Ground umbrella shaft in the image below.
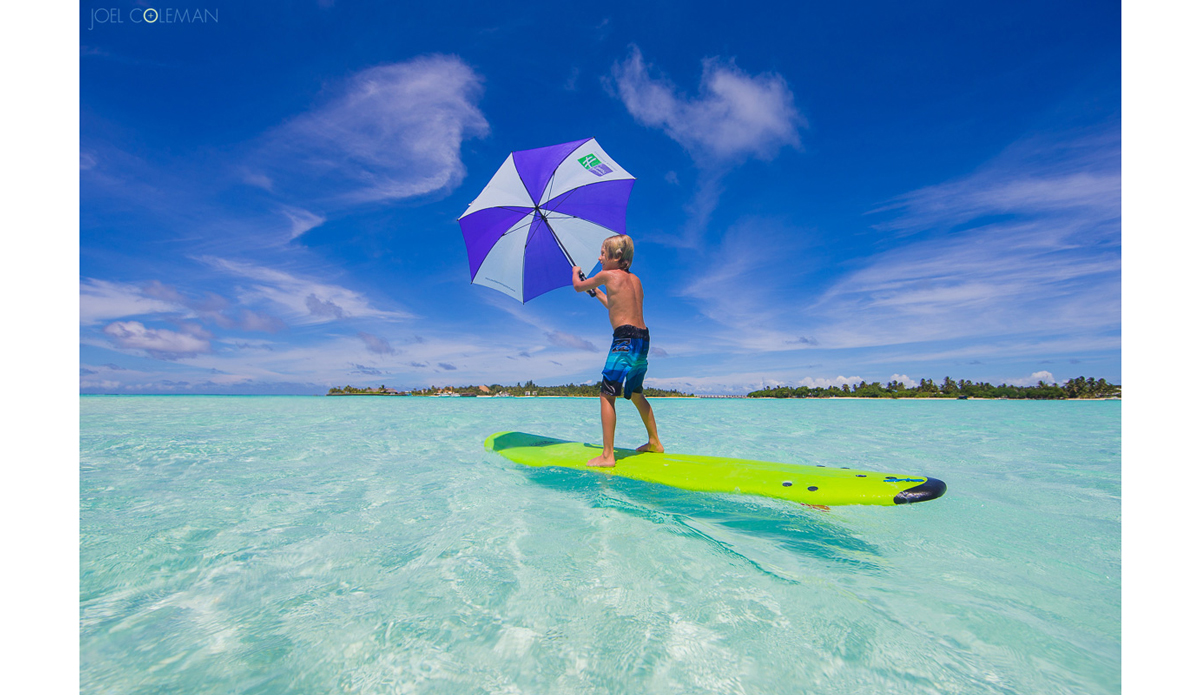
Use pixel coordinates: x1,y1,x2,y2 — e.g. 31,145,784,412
540,209,596,297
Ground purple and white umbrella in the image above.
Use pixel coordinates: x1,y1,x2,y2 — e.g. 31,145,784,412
458,138,635,303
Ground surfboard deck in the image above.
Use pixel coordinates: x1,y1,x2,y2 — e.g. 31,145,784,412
485,432,946,507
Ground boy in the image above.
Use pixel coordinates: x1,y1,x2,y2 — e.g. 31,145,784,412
571,234,664,467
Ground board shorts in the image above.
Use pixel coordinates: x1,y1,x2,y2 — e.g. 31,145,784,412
601,325,650,399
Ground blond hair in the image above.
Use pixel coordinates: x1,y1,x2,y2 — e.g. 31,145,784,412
601,234,634,270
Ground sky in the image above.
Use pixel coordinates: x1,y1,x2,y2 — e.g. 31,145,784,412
78,0,1122,395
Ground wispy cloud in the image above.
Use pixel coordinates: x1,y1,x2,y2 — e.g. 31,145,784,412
564,66,580,91
201,256,414,324
809,219,1120,349
674,216,819,352
235,310,287,333
811,127,1120,349
80,279,182,325
873,126,1120,237
83,278,289,335
358,331,396,355
103,321,211,359
251,55,489,205
545,330,598,352
611,46,804,242
672,125,1120,359
282,207,326,239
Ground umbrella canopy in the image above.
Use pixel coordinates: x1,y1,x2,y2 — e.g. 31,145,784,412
458,138,635,303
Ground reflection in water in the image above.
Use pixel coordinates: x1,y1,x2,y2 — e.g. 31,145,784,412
518,465,883,580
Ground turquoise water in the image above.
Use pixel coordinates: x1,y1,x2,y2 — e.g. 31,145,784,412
80,396,1120,694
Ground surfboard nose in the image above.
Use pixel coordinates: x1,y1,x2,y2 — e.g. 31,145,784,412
894,477,947,505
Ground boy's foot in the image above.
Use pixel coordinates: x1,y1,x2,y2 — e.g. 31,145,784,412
636,441,664,453
586,454,616,468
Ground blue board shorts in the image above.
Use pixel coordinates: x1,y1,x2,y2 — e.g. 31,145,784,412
601,325,650,399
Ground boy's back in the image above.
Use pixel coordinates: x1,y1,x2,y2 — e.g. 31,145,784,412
596,269,645,329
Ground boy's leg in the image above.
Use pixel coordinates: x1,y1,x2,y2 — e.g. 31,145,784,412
630,391,664,453
587,394,618,467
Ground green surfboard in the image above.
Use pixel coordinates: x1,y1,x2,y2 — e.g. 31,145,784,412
485,432,947,507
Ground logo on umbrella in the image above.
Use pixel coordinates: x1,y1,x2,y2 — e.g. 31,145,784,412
578,153,613,177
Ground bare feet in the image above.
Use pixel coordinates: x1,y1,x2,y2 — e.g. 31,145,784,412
587,454,616,468
636,440,664,453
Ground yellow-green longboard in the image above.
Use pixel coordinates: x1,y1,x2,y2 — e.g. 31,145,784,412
485,432,946,507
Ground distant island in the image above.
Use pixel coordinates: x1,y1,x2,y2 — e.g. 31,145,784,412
746,376,1120,400
326,376,1119,400
327,380,695,398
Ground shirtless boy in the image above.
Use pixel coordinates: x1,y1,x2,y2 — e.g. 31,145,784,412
571,234,664,467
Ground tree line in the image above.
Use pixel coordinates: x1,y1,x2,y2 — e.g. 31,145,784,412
327,384,398,395
329,380,694,397
747,376,1120,400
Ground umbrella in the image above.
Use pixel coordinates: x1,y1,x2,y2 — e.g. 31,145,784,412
458,138,635,303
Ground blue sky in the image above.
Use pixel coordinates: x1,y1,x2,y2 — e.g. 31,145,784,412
78,0,1121,395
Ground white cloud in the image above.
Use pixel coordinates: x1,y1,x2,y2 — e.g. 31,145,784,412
1009,370,1056,387
644,372,863,395
889,374,918,388
200,256,414,324
254,55,489,204
612,46,803,163
80,279,182,324
103,321,211,359
794,375,864,389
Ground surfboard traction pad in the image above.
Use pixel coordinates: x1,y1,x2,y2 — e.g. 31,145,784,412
485,432,946,507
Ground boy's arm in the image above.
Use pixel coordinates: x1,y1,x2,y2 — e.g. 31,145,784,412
593,286,608,307
571,267,608,293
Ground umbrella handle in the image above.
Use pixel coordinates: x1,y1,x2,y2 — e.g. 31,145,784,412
579,270,597,297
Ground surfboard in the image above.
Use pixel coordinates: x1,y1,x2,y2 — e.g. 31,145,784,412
485,432,947,507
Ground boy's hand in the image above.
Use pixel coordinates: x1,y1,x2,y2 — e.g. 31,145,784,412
571,266,597,297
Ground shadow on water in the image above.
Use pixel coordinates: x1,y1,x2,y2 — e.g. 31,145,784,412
517,465,884,580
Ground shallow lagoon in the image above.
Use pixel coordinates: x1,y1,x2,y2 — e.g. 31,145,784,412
80,396,1120,693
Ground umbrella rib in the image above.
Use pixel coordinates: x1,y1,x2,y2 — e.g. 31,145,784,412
542,210,620,236
498,212,536,237
540,171,557,206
